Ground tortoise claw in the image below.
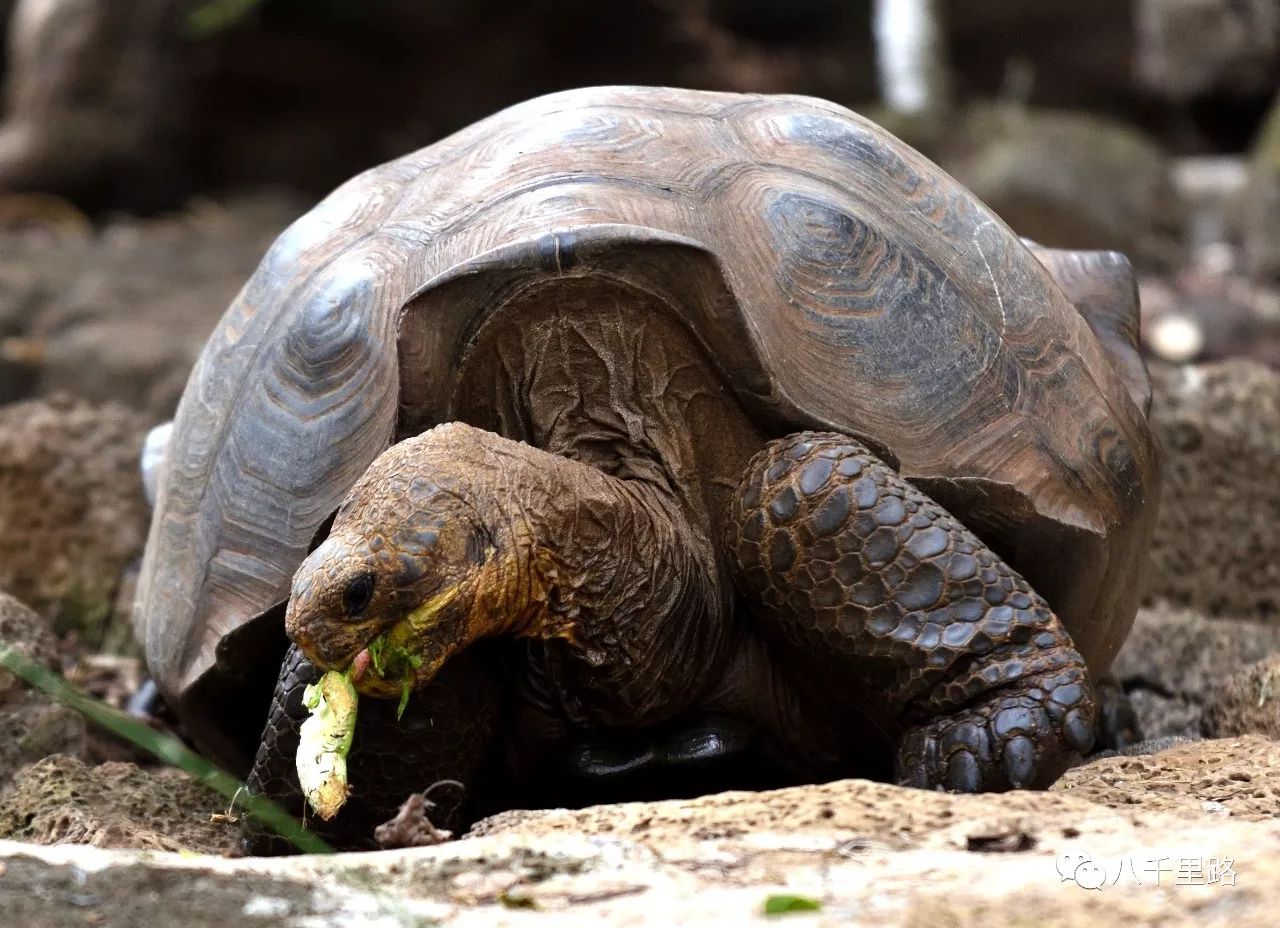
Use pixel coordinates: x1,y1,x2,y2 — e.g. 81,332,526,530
896,666,1097,792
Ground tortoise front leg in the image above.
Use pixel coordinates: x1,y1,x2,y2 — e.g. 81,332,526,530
731,432,1096,791
245,644,502,852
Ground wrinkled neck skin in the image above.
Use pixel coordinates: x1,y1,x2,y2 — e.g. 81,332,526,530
439,280,765,726
414,422,727,727
441,430,651,648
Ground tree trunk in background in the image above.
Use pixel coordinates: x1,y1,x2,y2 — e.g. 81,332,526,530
0,0,186,209
872,0,951,115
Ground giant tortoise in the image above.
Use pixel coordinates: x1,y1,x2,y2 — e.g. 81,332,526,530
134,86,1159,848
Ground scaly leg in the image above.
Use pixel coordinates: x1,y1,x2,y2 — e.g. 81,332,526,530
731,432,1096,791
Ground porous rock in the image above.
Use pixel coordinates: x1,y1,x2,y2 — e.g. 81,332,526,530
0,0,185,209
1052,734,1280,819
2,739,1278,925
0,195,303,415
935,103,1181,266
1135,0,1280,101
1203,654,1280,739
1144,360,1280,620
1111,605,1280,739
0,590,60,687
0,593,87,783
0,395,150,647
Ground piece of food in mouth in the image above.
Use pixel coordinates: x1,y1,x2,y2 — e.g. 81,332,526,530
357,634,424,720
296,670,359,820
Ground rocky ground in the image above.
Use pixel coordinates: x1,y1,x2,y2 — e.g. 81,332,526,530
0,187,1277,924
1,738,1278,925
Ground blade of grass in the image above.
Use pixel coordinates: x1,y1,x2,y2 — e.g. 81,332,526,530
185,0,265,39
0,643,332,855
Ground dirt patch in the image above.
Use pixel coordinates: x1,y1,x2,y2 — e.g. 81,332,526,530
0,754,235,854
1203,654,1280,738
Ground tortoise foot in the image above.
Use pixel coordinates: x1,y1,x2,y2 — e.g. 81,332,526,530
244,645,319,856
896,662,1096,791
731,430,1099,793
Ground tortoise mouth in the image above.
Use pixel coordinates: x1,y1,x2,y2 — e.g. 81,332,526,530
344,633,425,699
339,585,463,699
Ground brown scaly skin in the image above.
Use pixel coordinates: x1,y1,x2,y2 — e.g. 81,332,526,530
732,432,1096,791
275,420,1096,821
287,421,728,731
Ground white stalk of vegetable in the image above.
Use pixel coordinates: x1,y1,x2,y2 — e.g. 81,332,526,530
296,670,358,821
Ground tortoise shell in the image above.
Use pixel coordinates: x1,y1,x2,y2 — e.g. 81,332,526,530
134,87,1158,768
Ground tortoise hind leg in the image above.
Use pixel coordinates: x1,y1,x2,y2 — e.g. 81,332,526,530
730,432,1097,792
245,644,502,853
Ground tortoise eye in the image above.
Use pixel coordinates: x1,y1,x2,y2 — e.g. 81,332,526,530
343,573,376,616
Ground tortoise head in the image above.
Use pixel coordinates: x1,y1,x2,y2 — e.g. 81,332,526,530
284,428,504,699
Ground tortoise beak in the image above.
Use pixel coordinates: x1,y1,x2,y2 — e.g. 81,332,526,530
288,625,367,672
289,583,465,698
284,591,383,672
